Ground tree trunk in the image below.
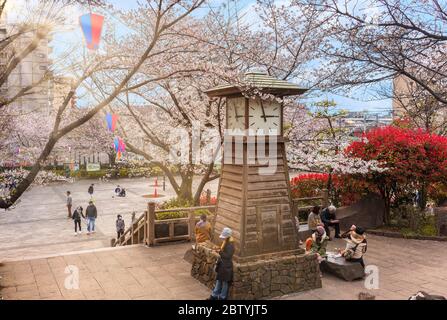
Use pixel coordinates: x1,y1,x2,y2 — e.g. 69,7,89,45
0,137,57,209
384,199,391,225
108,151,116,167
177,176,193,203
379,187,391,225
418,182,428,210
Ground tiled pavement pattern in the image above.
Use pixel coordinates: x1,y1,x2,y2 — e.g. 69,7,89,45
0,243,210,300
1,236,447,300
280,235,447,300
0,177,219,261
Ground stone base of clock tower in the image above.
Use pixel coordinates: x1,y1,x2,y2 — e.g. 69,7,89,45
191,242,322,300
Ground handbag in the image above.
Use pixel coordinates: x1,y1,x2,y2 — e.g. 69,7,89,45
214,257,222,273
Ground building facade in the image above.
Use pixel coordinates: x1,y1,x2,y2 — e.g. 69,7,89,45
0,19,53,113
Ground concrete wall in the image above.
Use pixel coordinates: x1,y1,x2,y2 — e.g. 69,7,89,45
337,193,385,230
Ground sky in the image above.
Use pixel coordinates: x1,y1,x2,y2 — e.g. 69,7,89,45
5,0,392,113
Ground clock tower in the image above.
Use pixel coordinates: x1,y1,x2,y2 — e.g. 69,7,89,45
205,71,308,259
192,72,322,299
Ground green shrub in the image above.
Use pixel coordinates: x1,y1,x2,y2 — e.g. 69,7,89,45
155,197,213,220
156,209,212,220
419,223,437,236
159,197,193,209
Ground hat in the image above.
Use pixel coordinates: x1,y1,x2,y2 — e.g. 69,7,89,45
219,227,232,239
316,225,325,236
350,228,365,244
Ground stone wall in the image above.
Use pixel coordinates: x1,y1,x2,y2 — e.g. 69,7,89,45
435,206,447,236
337,193,385,230
191,244,322,300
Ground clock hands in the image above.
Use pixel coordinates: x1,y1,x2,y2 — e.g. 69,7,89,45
260,100,267,122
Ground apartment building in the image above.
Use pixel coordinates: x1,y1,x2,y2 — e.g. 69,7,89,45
0,19,53,113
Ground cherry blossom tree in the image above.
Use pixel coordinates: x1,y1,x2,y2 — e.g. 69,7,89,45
297,0,447,106
0,0,206,209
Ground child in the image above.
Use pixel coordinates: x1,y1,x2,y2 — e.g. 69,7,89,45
72,206,85,235
116,214,125,239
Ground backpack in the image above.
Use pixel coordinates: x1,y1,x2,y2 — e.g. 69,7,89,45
305,237,313,251
344,239,367,260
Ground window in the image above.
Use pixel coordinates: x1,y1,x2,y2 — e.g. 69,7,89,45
39,65,47,71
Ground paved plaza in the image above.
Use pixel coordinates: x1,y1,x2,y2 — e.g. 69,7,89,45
0,177,218,261
1,176,447,300
1,235,447,300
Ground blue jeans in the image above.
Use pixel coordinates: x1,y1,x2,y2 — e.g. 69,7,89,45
87,218,96,232
211,280,229,300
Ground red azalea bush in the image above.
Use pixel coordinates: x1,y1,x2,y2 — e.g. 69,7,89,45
290,173,328,198
290,173,369,206
199,193,217,206
345,125,447,223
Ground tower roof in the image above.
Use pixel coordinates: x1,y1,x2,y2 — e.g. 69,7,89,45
205,71,308,97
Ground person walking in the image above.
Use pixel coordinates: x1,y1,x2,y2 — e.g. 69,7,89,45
116,214,125,240
86,200,97,234
208,227,234,300
72,206,85,235
88,184,94,199
66,191,73,218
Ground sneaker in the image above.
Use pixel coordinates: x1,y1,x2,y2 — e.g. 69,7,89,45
78,231,82,235
87,232,91,235
74,232,78,236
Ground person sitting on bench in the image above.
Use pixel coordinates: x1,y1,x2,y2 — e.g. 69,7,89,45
308,205,322,233
339,225,367,268
310,226,330,260
320,205,341,239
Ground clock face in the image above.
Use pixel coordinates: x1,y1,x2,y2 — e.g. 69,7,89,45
226,97,246,134
248,98,281,135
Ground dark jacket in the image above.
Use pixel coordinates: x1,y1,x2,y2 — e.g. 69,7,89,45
320,208,335,225
72,208,85,221
116,218,125,232
86,204,97,218
216,240,234,282
88,186,94,194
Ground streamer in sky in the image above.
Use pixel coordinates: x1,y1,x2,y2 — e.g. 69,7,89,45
79,13,104,50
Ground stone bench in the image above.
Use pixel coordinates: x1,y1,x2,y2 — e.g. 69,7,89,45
320,253,365,281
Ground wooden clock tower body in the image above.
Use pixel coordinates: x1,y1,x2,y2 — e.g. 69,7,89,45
206,72,308,260
214,106,297,259
192,72,321,299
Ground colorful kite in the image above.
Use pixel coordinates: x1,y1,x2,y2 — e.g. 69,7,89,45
79,13,104,50
106,113,118,132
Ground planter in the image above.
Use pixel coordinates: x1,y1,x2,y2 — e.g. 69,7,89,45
367,229,447,242
154,222,189,238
